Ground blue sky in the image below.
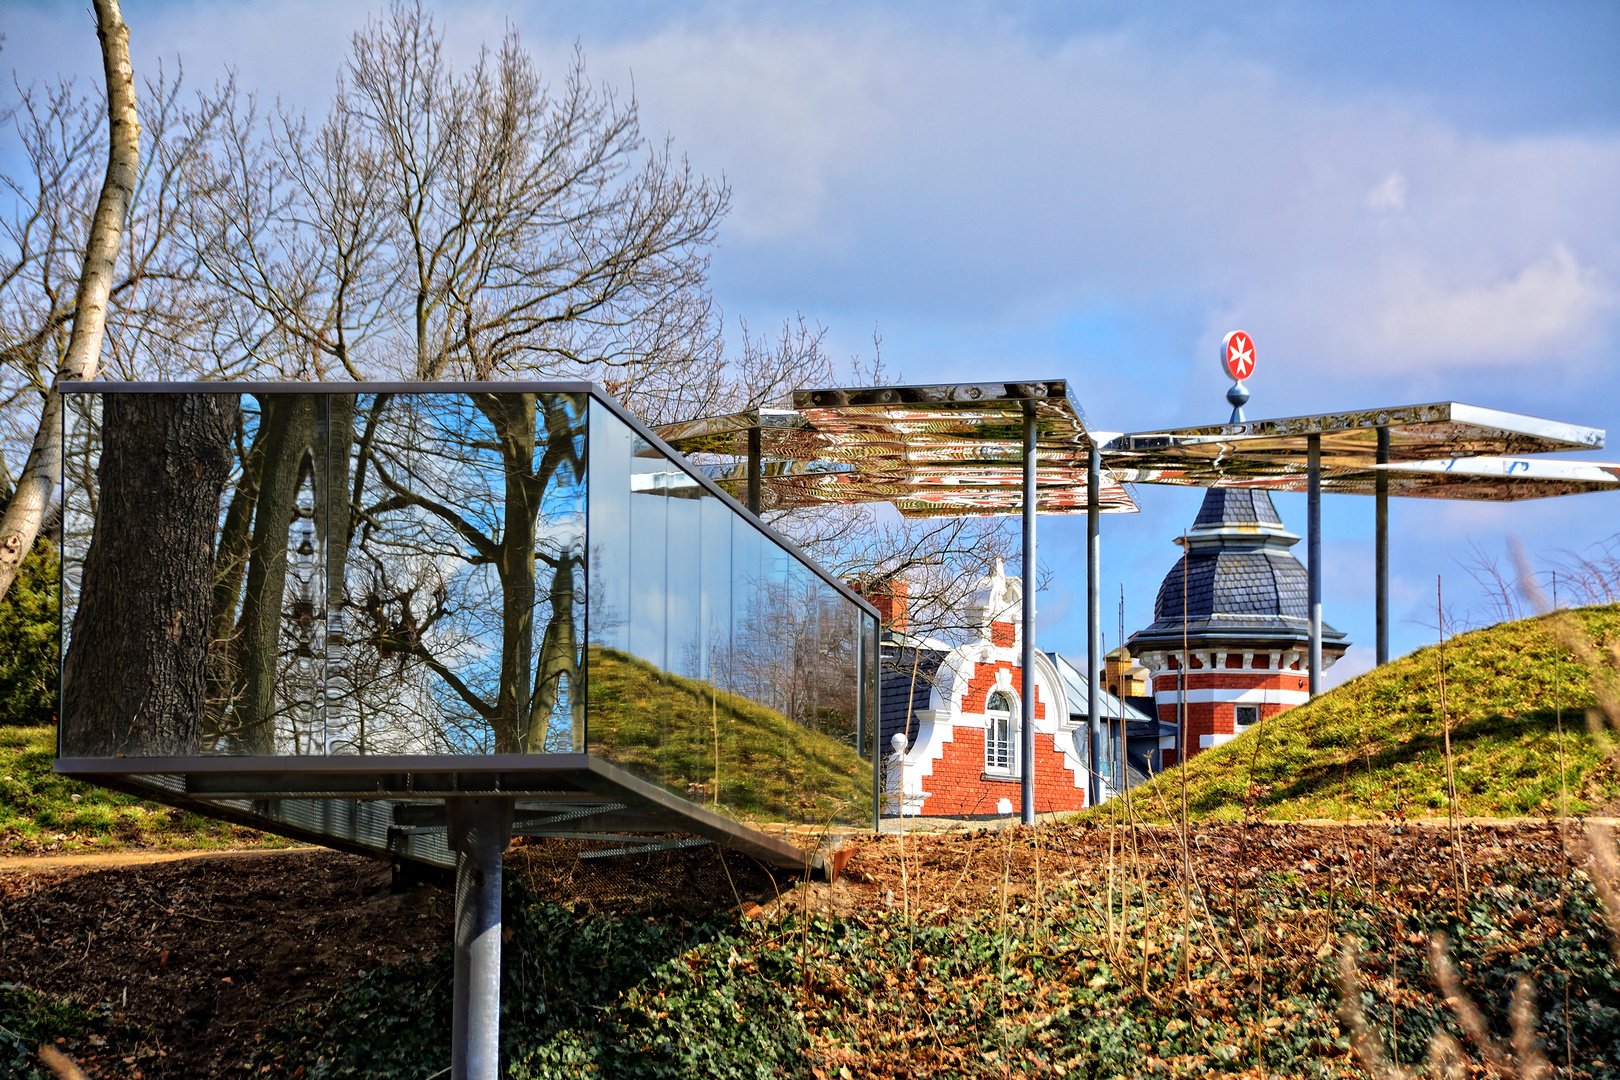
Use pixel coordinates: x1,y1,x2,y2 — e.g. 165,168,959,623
6,0,1619,684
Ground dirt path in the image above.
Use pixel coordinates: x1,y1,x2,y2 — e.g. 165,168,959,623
0,845,310,873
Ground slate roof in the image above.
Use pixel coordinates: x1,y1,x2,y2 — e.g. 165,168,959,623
1128,487,1347,653
1193,488,1282,528
879,642,944,754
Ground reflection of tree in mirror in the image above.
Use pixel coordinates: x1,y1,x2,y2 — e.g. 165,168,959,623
331,392,587,755
68,391,590,758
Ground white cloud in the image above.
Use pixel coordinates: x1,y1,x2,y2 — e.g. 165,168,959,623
1371,245,1610,367
1366,172,1407,212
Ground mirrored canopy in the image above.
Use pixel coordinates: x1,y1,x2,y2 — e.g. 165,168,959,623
55,382,880,873
656,381,1140,516
1110,455,1620,501
1103,402,1612,501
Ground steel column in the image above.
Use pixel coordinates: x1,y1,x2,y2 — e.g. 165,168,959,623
746,424,762,514
448,797,515,1080
1307,434,1322,698
1376,426,1390,666
865,614,880,832
1021,405,1037,826
1086,443,1102,807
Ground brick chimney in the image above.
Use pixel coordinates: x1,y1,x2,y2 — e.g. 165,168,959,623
853,578,909,632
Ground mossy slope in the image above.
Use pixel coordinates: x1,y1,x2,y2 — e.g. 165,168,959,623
0,726,282,853
587,647,871,827
1131,604,1620,821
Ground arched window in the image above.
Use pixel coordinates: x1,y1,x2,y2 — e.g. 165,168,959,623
985,691,1015,775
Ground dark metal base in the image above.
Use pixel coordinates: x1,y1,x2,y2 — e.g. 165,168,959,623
56,753,830,878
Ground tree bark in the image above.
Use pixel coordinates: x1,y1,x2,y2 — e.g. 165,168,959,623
233,394,319,754
0,0,139,602
61,393,237,756
478,393,541,753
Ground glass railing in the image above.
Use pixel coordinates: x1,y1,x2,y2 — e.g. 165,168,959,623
59,385,877,834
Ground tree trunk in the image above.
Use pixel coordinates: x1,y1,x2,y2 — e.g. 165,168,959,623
61,392,237,756
205,420,267,736
0,0,139,602
233,394,318,753
479,393,540,753
527,550,580,751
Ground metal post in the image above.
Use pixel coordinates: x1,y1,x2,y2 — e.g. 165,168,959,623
746,424,762,515
1307,434,1322,698
864,615,880,832
448,797,515,1080
1087,443,1102,807
1020,404,1037,826
1375,426,1389,666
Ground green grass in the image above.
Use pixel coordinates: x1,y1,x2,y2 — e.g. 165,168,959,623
587,647,873,828
0,726,287,854
1126,604,1620,823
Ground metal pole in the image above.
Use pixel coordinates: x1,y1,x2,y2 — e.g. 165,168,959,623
746,424,762,514
1307,434,1322,698
448,797,515,1080
865,615,880,832
1375,426,1389,666
1087,443,1102,807
1020,404,1037,826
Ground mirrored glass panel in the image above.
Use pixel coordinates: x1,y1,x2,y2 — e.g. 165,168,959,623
584,404,872,830
59,389,586,758
58,385,871,839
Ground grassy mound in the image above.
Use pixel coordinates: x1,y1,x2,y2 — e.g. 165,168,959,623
0,726,284,854
587,647,872,828
1129,605,1620,822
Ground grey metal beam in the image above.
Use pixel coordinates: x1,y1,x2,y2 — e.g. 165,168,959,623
1021,404,1038,826
447,797,514,1080
1308,434,1322,697
747,424,763,514
1376,426,1390,666
1087,443,1102,807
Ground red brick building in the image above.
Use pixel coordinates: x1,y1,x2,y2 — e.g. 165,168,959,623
876,561,1144,818
1127,489,1348,764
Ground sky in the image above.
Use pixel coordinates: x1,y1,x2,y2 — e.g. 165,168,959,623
6,0,1619,686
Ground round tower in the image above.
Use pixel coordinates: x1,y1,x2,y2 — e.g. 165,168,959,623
1127,488,1348,763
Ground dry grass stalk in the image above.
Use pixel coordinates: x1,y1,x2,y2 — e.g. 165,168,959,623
1438,576,1469,907
1337,939,1412,1080
1508,977,1552,1080
1428,933,1516,1076
1585,819,1620,956
35,1046,90,1080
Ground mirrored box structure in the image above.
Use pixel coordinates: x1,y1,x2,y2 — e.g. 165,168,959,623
58,384,878,869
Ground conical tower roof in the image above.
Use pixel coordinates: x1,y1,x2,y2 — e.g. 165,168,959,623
1127,488,1347,656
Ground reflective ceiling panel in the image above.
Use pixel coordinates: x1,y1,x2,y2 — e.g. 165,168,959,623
656,381,1140,515
1109,455,1620,501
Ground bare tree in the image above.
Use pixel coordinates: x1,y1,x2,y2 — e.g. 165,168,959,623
0,0,137,601
203,1,732,412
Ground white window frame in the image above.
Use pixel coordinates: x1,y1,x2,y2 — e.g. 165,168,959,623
984,691,1017,775
1235,704,1259,727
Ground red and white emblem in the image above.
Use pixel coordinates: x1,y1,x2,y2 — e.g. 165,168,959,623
1221,330,1255,382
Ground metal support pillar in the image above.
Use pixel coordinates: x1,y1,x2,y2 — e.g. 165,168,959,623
1375,426,1389,666
1020,405,1037,826
1307,434,1322,698
746,424,762,515
448,797,515,1080
1086,443,1102,807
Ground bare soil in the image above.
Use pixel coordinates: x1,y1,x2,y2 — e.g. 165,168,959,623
0,849,451,1078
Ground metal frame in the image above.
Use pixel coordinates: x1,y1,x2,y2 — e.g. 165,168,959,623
57,752,829,875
